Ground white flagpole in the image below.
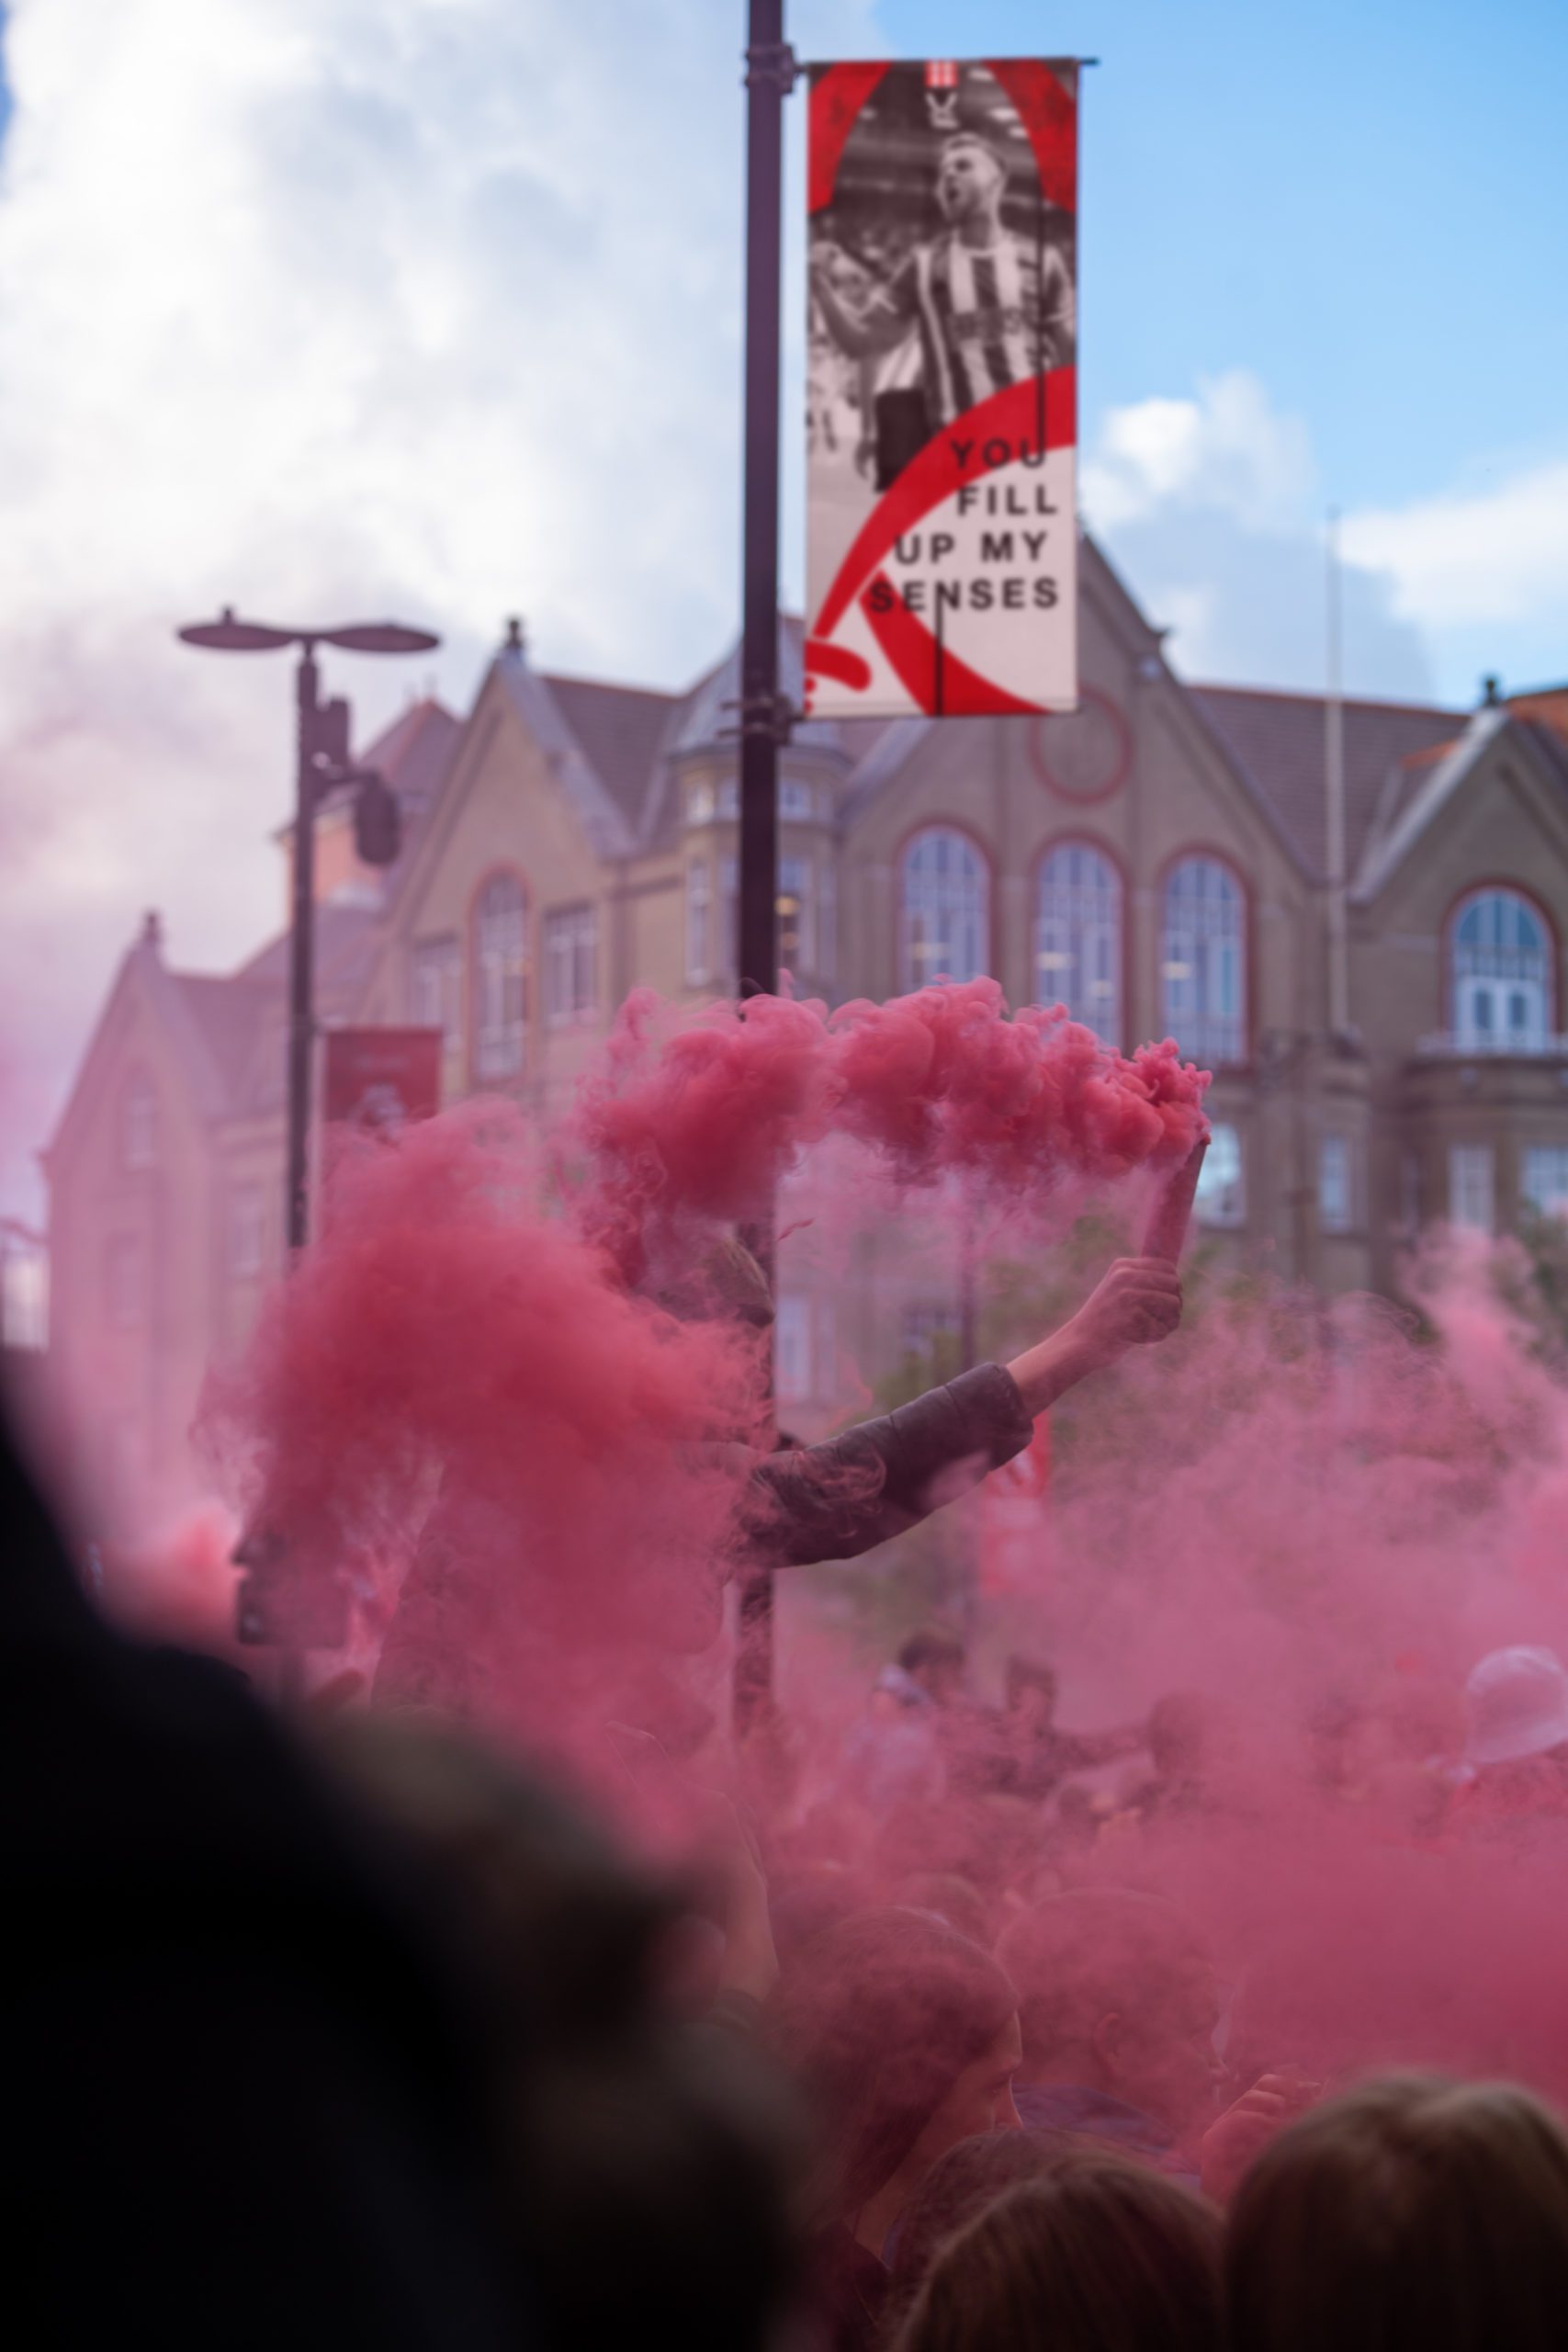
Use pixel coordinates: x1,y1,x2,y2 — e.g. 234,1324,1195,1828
1325,507,1349,1036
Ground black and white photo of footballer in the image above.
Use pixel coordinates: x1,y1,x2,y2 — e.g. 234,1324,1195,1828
807,65,1076,492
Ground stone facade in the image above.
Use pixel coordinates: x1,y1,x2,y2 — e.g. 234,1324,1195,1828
42,538,1568,1528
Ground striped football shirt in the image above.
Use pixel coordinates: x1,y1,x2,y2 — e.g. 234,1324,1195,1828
880,229,1074,427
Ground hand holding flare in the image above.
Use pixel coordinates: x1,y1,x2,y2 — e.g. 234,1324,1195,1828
1004,1142,1203,1415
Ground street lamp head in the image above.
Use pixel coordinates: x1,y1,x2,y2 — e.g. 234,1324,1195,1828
320,622,441,657
177,607,299,652
176,609,441,657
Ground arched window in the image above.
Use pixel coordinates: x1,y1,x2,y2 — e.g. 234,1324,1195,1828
1162,856,1246,1066
472,872,527,1080
121,1072,157,1170
1035,842,1122,1042
901,828,989,989
1451,888,1551,1051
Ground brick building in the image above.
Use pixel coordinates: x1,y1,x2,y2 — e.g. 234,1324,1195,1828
42,537,1568,1528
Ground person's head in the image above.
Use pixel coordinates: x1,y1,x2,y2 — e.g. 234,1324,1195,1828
1005,1656,1059,1729
886,2127,1076,2326
998,1890,1223,2136
898,1624,968,1707
1464,1645,1568,1770
1225,2074,1568,2352
893,1871,993,1948
321,1714,802,2352
897,2157,1222,2352
770,1906,1021,2226
935,132,1008,225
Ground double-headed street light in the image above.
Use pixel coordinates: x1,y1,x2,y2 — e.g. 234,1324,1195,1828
176,609,440,1255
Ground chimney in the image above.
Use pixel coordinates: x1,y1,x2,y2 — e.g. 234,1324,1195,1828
140,909,164,954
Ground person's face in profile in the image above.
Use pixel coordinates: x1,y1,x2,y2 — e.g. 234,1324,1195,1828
938,142,1002,225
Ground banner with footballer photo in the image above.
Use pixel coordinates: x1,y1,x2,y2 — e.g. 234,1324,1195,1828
804,58,1078,720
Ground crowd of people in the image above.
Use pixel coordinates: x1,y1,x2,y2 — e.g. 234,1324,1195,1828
19,1197,1568,2346
18,1311,1568,2352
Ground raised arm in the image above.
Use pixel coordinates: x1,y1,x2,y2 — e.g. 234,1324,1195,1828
744,1256,1181,1568
810,262,915,363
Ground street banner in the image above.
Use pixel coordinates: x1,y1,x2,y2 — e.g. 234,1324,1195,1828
322,1027,442,1133
804,58,1078,720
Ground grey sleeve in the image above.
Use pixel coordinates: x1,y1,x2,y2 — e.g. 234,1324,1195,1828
742,1363,1033,1569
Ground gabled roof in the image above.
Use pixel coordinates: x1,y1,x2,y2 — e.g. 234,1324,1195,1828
1190,684,1465,885
539,673,677,839
493,648,641,859
169,974,275,1118
1350,706,1508,900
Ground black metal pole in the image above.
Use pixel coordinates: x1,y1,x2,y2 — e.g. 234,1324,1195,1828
737,0,784,1010
733,0,789,1737
287,647,319,1257
279,645,320,1705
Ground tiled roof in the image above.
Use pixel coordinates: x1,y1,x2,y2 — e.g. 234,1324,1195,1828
540,674,678,837
1190,684,1464,882
234,902,379,1001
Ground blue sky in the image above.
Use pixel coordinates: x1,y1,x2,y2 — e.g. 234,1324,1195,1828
883,0,1566,519
0,0,1564,1217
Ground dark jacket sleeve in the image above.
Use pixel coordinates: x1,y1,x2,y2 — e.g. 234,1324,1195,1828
741,1363,1033,1568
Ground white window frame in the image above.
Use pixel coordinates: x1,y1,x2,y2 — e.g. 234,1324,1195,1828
900,828,989,991
1196,1123,1247,1227
1036,842,1122,1043
685,859,712,986
472,874,527,1080
778,854,814,975
1522,1145,1568,1221
1318,1134,1354,1234
1451,888,1551,1053
1162,857,1247,1067
1449,1143,1495,1233
544,903,597,1026
721,854,738,989
409,933,462,1052
780,777,815,822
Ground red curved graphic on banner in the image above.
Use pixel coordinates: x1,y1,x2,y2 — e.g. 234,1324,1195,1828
808,62,891,213
986,59,1077,211
861,572,1049,717
813,368,1076,643
803,639,873,690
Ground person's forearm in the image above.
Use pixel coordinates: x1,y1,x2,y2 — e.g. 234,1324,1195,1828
1004,1323,1100,1417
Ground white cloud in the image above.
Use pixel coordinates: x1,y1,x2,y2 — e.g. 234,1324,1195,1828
0,0,877,1214
1082,373,1432,702
1081,369,1315,534
1343,458,1568,633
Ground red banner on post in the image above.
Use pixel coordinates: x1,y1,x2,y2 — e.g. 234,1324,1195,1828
322,1027,443,1134
805,56,1079,720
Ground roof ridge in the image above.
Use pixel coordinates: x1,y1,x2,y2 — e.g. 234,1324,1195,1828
1191,680,1464,718
539,668,679,703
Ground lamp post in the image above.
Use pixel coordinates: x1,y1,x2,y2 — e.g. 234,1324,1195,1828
176,610,439,1253
731,0,794,1736
177,608,438,1687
